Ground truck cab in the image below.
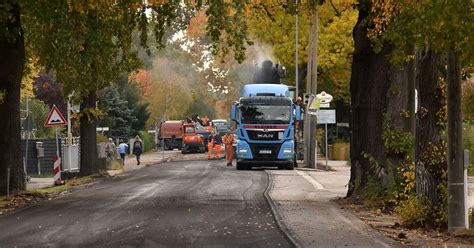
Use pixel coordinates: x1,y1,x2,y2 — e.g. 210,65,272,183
211,119,230,136
231,84,301,170
181,123,205,154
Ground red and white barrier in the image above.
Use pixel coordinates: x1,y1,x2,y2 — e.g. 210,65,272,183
53,155,62,185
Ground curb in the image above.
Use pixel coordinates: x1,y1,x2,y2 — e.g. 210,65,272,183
263,170,302,248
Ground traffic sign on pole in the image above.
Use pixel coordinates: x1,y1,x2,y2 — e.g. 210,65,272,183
44,105,67,127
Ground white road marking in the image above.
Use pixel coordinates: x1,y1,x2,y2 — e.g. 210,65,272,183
296,170,324,190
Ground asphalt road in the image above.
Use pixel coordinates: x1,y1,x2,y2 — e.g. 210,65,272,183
0,159,291,247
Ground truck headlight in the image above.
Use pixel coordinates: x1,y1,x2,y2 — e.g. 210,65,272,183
283,148,292,154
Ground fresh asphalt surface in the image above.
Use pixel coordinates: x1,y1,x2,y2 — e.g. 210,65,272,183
0,159,291,247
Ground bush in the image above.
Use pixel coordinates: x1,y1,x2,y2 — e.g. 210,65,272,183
138,130,152,152
97,133,108,143
395,195,431,228
332,142,349,160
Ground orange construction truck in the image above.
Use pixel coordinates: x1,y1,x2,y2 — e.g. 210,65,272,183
159,120,183,150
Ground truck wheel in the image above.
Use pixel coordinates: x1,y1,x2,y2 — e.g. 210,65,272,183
278,165,285,170
236,162,245,170
181,147,187,154
286,163,294,170
164,140,172,150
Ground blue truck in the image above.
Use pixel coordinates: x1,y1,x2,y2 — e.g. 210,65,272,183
231,83,301,170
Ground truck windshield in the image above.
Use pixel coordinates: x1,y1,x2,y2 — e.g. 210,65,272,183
214,122,228,130
240,105,290,124
184,126,195,134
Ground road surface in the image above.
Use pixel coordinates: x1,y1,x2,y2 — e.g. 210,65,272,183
0,159,291,247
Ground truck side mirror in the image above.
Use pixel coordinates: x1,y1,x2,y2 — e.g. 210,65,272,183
231,105,236,122
295,106,301,121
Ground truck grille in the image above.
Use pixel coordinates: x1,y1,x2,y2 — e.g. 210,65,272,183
250,144,281,160
247,130,281,140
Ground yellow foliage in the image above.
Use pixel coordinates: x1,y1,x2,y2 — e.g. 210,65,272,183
20,57,38,102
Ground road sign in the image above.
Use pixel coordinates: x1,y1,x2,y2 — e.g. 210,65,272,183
306,94,320,115
44,104,67,127
316,91,333,108
316,109,336,124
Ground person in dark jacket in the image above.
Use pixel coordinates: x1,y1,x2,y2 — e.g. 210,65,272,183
132,135,143,165
207,134,214,159
213,132,223,159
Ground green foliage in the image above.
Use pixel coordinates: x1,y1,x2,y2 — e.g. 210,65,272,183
21,97,56,138
138,130,152,152
394,164,447,228
117,76,149,134
464,123,474,174
206,0,252,63
395,194,448,228
463,77,474,121
394,195,432,228
375,0,474,65
247,1,357,100
97,86,137,139
383,129,414,156
393,156,448,228
359,152,387,199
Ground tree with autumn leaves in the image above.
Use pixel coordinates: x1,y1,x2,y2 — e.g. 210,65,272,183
1,0,473,231
249,0,473,228
0,0,252,195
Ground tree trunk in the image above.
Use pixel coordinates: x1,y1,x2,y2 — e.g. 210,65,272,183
347,1,392,197
79,91,102,176
415,49,446,206
406,44,416,135
0,1,26,195
385,65,410,187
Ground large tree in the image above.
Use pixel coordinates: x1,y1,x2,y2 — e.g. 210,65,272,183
379,0,473,227
0,0,254,194
346,0,397,197
247,0,357,100
98,86,136,139
0,0,26,195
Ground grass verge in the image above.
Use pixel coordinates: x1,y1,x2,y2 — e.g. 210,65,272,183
0,174,103,213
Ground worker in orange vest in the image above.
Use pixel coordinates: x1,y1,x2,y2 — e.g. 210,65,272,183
207,134,214,159
213,132,223,159
223,130,235,166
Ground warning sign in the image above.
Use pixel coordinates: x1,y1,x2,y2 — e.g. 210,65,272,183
44,104,67,127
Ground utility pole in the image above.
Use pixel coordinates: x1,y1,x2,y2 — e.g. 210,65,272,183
304,12,318,168
295,0,299,98
447,49,466,232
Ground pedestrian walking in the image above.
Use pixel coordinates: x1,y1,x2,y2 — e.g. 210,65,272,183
213,131,223,159
223,130,234,166
207,134,214,159
132,135,143,165
118,140,128,166
105,138,116,162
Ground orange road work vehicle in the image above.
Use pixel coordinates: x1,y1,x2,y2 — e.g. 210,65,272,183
181,121,205,154
159,120,184,150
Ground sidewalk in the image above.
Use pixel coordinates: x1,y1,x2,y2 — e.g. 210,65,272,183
266,160,401,247
26,150,181,189
26,178,55,190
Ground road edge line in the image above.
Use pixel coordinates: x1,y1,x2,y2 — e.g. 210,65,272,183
263,171,302,248
295,169,324,190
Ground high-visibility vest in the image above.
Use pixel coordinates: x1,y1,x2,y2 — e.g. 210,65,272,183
223,134,234,144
